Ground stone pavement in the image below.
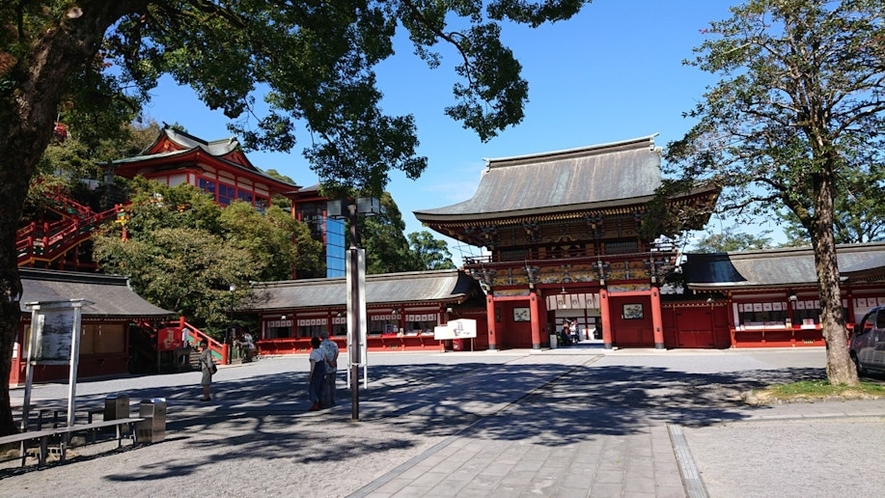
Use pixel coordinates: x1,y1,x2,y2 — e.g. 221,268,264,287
3,346,883,498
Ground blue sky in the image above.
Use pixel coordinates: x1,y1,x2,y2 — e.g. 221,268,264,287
141,1,783,259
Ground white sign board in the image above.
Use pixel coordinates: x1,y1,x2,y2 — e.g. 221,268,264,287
434,318,477,340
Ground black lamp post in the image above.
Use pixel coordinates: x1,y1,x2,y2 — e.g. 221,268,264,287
328,196,380,421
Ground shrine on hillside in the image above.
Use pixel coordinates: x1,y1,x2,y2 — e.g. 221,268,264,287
112,126,300,210
111,125,345,278
415,135,720,350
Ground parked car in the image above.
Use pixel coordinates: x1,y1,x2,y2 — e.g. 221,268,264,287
851,306,885,375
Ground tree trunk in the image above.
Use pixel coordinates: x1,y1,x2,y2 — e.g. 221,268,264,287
812,166,860,386
0,1,136,435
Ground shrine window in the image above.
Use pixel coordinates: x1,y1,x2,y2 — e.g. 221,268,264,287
500,249,527,261
218,183,236,205
737,302,790,328
404,313,438,335
790,299,849,327
197,177,216,200
604,240,639,255
237,190,253,204
369,314,400,335
296,318,327,338
255,195,269,213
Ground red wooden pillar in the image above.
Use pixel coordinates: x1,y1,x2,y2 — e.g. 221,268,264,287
530,291,541,349
651,287,664,349
600,288,613,349
486,294,497,350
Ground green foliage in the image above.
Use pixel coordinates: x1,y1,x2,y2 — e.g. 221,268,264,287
8,0,590,196
356,193,455,273
693,227,774,253
26,120,162,212
665,0,885,232
219,201,324,281
360,192,421,274
753,380,885,403
93,178,323,330
408,231,456,270
664,0,885,386
779,164,885,244
94,226,259,333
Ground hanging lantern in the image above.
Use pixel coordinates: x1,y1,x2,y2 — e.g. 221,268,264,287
53,122,68,142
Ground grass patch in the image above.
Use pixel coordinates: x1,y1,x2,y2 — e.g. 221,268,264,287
748,380,885,404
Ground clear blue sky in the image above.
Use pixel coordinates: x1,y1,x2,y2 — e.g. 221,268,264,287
141,1,782,260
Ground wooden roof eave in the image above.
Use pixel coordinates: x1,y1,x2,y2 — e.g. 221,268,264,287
419,195,659,227
115,148,301,193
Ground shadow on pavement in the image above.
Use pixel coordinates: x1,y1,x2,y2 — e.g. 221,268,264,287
3,358,827,478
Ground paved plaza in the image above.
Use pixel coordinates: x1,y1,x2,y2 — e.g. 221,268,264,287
2,346,883,497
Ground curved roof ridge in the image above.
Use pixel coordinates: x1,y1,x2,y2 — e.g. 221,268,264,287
483,133,659,168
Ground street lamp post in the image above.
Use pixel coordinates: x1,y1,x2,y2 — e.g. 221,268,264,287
229,283,237,361
328,196,379,421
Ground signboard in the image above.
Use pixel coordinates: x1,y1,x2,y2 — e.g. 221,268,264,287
23,299,92,432
33,309,75,364
434,319,477,340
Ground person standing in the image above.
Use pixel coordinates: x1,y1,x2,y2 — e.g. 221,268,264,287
319,331,339,407
198,339,216,401
308,336,327,411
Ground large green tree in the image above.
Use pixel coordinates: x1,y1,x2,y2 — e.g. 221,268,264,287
360,192,421,274
92,179,323,329
693,227,774,253
409,231,456,270
780,163,885,245
664,0,885,385
0,1,593,434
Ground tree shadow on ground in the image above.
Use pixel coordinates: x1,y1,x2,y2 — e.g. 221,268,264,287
2,358,827,479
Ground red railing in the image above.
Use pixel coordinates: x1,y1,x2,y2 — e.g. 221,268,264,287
136,317,229,365
17,201,120,266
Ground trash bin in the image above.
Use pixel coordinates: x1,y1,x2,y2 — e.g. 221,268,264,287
104,394,129,421
550,333,558,349
136,398,167,443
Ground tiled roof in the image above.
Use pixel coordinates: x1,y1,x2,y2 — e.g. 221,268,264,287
19,268,173,318
414,135,663,222
111,128,300,190
683,242,885,290
246,270,482,311
161,128,241,157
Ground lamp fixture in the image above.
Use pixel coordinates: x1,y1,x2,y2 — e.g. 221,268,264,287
789,292,798,302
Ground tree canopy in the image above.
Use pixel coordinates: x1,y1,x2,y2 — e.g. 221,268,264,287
780,164,885,245
357,192,455,273
664,0,885,385
0,1,593,434
92,178,324,332
409,231,457,270
692,227,774,253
